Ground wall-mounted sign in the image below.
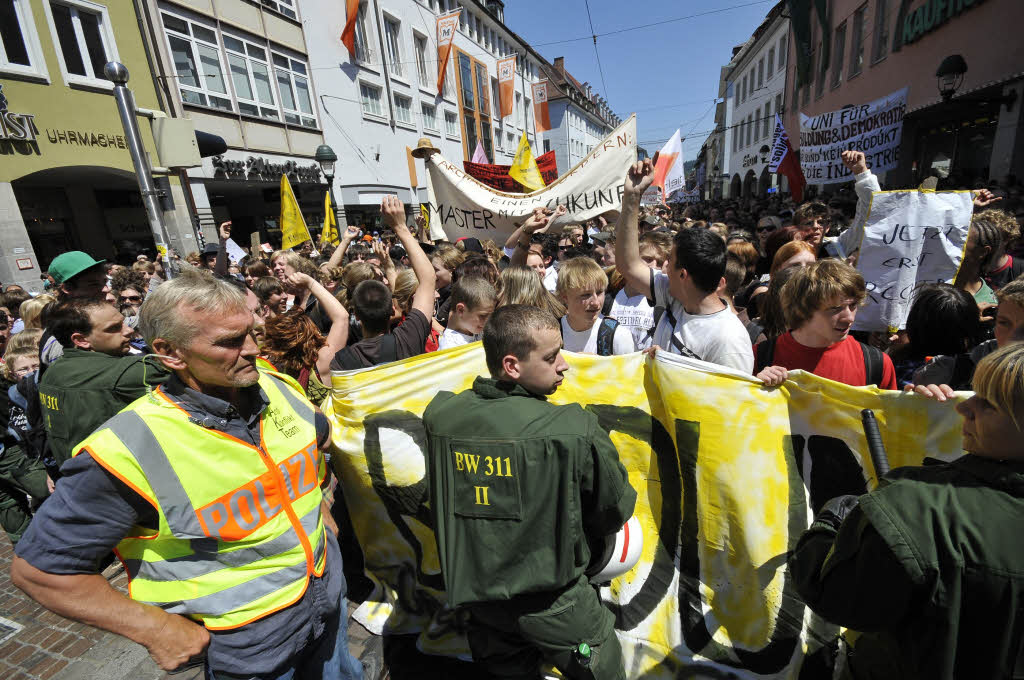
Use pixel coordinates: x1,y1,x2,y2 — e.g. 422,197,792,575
45,129,127,148
901,0,986,46
0,85,38,143
212,154,322,184
16,258,33,270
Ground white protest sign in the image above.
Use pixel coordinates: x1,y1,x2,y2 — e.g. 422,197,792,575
853,190,973,332
799,88,907,184
426,115,636,242
224,238,247,263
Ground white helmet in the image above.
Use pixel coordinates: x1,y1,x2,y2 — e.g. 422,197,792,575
588,516,643,583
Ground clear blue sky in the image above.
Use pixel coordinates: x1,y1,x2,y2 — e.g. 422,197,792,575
504,0,778,162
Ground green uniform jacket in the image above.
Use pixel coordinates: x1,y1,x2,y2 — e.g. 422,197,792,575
38,349,169,467
423,377,637,608
789,455,1024,679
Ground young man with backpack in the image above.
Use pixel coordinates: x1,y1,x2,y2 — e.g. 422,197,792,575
755,259,897,389
556,257,634,356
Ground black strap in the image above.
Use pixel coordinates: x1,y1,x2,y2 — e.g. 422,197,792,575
859,341,884,388
596,318,619,356
754,337,776,374
659,305,688,354
601,291,615,317
379,334,398,364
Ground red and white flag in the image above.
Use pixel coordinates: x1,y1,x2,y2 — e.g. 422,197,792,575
436,11,461,95
768,113,807,203
471,140,489,164
642,130,684,204
531,81,551,132
497,56,516,119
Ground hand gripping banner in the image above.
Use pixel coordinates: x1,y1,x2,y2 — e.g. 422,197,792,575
425,115,637,243
324,345,964,678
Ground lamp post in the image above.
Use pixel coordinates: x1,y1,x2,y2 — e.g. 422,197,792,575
104,61,175,278
315,144,344,238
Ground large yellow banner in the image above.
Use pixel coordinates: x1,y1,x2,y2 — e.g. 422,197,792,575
324,345,964,678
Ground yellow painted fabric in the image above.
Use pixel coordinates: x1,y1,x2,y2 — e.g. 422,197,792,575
324,345,965,677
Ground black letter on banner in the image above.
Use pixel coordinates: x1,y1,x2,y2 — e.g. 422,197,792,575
361,410,444,595
677,421,808,673
790,435,868,514
584,405,682,631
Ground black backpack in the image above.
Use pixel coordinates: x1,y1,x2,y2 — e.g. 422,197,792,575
561,317,620,357
754,336,885,387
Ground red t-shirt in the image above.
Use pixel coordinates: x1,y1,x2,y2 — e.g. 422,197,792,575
756,332,897,389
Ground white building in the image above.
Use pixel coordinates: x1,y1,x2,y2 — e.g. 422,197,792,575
301,0,547,230
539,57,621,175
140,0,329,248
720,0,789,199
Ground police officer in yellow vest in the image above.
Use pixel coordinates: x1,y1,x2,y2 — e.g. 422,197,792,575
11,269,363,680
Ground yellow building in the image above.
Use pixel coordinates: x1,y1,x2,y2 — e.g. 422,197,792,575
0,0,197,290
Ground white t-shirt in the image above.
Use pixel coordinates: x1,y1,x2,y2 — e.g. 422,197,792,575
608,288,656,350
560,315,635,356
650,271,754,373
439,327,478,350
543,265,559,293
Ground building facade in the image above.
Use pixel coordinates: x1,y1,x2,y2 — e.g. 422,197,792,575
540,57,620,175
783,0,1024,191
140,0,328,249
0,0,196,291
302,0,547,231
721,1,790,199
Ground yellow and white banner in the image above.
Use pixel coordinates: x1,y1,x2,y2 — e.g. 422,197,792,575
325,346,964,678
425,115,637,243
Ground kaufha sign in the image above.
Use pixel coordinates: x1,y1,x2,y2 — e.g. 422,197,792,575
901,0,986,45
853,190,973,332
799,88,908,184
426,115,636,243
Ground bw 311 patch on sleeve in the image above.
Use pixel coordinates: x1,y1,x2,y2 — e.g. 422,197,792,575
451,441,523,520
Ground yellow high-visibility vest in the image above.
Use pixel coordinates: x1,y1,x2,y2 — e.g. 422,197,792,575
75,369,327,630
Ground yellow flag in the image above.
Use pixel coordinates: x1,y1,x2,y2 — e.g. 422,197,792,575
420,203,429,229
509,133,544,192
279,174,311,250
321,190,339,246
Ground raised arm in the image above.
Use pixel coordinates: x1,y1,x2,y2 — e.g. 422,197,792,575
837,151,880,256
325,225,361,270
615,154,658,298
383,196,436,318
509,207,563,267
372,239,397,291
214,221,231,277
286,272,349,376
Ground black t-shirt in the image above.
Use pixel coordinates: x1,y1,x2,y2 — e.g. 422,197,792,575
330,308,431,370
984,255,1024,291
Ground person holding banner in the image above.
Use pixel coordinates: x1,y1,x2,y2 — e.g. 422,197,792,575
788,342,1024,679
423,304,636,680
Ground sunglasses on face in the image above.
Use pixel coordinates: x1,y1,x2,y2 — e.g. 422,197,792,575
756,226,774,233
120,295,143,303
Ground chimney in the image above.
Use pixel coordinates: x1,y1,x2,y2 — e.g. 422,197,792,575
554,56,565,73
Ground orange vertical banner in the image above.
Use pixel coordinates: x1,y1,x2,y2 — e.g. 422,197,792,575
436,11,461,95
497,55,516,118
340,0,359,57
406,146,418,188
531,81,551,132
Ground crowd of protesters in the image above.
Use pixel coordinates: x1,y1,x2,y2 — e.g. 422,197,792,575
0,146,1023,679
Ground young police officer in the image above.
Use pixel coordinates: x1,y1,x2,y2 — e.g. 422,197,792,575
423,304,637,680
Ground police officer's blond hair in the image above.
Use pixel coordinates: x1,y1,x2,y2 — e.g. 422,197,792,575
972,343,1024,431
139,269,247,348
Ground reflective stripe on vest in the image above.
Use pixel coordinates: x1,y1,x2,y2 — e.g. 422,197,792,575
81,370,325,629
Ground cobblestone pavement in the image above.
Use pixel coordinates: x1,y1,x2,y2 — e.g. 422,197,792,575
0,534,373,680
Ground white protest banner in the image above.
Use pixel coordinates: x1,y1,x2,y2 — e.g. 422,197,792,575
852,190,973,332
224,238,247,263
799,88,907,184
426,115,636,242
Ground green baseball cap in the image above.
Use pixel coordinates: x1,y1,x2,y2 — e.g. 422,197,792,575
48,251,106,284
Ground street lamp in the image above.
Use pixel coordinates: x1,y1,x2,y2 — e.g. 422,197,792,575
936,54,967,101
315,144,338,183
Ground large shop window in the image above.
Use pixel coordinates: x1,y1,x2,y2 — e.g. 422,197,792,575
47,0,117,87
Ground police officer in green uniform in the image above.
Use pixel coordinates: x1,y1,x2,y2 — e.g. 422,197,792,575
788,342,1024,679
423,304,637,680
37,299,168,470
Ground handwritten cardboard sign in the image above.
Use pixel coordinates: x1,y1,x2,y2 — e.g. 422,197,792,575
853,190,973,332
